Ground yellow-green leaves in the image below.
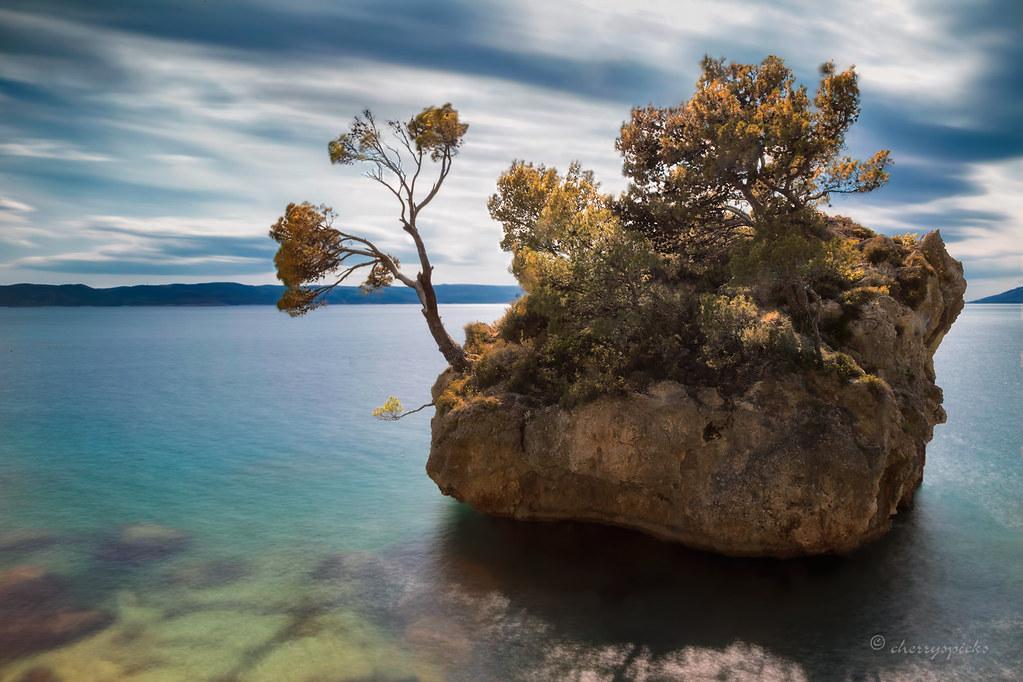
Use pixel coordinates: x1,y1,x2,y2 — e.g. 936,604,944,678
407,103,468,160
327,111,383,166
274,104,473,371
270,203,341,287
372,396,404,420
268,202,346,316
327,132,357,165
328,104,468,167
617,54,890,261
361,259,397,292
489,161,616,264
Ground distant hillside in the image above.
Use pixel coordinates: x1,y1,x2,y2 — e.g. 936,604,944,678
0,283,522,307
971,287,1023,304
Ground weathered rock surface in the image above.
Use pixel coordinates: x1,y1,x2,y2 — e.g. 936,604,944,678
427,230,965,557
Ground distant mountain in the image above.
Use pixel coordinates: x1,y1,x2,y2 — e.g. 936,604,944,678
0,282,522,307
971,287,1023,304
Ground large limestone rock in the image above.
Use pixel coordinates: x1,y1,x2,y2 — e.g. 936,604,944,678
427,230,965,557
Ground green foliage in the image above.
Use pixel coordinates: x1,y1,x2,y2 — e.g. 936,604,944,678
841,285,890,306
496,298,546,343
470,340,531,390
372,396,404,420
329,104,468,166
862,236,906,265
269,203,344,315
856,373,891,398
698,294,761,367
891,232,919,247
479,160,707,404
822,351,865,380
435,376,470,413
728,210,862,300
269,201,406,315
275,103,472,371
698,294,806,368
270,203,339,287
407,103,469,160
442,54,895,408
489,160,621,291
616,55,889,261
463,321,496,355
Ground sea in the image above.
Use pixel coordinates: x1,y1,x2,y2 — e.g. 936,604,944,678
0,303,1020,680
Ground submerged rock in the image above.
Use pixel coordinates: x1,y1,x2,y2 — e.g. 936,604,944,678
309,552,411,624
15,667,64,682
0,566,114,660
0,609,114,661
166,557,250,589
0,565,66,606
427,230,966,557
95,523,190,565
0,530,58,555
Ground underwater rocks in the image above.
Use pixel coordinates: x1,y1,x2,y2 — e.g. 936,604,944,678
427,229,966,557
310,552,413,624
0,565,65,605
95,523,190,565
0,530,58,555
166,558,250,589
15,667,64,682
0,566,114,660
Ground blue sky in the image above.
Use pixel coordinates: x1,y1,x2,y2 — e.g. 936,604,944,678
0,0,1020,297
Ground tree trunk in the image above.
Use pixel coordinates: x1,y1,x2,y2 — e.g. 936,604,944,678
417,274,470,372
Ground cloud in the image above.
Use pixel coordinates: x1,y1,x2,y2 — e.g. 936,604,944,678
832,156,1023,298
10,214,279,275
15,253,272,276
0,1,1019,298
0,194,43,246
0,140,112,162
0,196,35,212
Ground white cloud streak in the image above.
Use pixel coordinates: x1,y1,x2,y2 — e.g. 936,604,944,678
0,2,1018,297
0,140,112,162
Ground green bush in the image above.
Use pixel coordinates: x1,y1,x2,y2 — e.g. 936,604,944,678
857,373,890,397
822,351,865,380
464,321,496,355
841,285,890,306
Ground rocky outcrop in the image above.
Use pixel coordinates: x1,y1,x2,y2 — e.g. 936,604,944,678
427,230,965,557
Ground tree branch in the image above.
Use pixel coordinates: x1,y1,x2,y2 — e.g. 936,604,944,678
373,401,435,421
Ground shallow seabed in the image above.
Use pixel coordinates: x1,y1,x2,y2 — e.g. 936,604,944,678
0,304,1020,680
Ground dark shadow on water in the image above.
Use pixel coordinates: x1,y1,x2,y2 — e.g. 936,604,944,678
386,496,1017,680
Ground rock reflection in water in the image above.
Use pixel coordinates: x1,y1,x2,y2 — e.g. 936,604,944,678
374,501,1012,680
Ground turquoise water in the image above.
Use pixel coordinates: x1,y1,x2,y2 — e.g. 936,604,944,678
0,303,1020,680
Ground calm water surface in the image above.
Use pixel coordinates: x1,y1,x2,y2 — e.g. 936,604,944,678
0,304,1020,680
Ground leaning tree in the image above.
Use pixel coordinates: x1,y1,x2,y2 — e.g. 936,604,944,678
269,104,470,372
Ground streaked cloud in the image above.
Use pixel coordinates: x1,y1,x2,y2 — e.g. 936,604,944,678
0,140,112,162
0,0,1019,296
0,196,35,212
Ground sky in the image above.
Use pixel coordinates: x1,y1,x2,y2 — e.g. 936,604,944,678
0,0,1020,298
